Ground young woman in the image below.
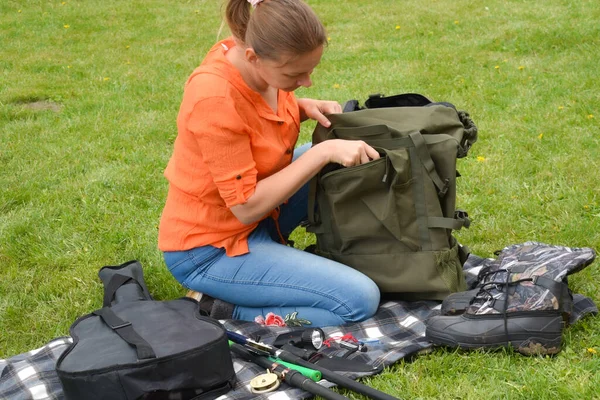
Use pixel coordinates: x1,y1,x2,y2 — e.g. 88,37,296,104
158,0,381,327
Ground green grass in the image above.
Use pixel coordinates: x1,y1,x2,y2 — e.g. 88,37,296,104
1,0,599,398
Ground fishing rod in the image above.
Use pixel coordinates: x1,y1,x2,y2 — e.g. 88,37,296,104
230,342,349,400
227,330,400,400
228,340,322,382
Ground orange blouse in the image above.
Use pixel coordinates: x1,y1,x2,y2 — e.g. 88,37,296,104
158,38,301,256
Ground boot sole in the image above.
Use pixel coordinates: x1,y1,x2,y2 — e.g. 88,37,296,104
426,314,563,356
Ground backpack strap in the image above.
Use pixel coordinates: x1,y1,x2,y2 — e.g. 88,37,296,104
408,132,449,197
428,210,470,231
92,307,156,360
427,217,465,230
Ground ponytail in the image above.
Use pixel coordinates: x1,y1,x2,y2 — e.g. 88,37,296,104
225,0,252,46
225,0,327,60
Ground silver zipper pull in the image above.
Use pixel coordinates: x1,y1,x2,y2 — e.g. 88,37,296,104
382,157,389,182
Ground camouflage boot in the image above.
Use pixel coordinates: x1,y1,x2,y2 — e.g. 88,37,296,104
440,242,595,317
441,258,501,315
427,242,596,355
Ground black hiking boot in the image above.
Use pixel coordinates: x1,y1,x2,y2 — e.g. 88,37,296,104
426,242,594,355
426,312,564,355
186,290,235,320
428,274,571,355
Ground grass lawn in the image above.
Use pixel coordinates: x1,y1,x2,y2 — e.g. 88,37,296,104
1,0,599,398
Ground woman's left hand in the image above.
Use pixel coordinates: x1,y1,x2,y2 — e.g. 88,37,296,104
297,98,343,127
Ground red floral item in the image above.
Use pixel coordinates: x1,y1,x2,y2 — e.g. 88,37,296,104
254,312,286,327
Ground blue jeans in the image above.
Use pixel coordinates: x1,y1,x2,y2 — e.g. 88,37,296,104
163,143,380,327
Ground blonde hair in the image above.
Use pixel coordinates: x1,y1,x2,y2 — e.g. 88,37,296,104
225,0,327,60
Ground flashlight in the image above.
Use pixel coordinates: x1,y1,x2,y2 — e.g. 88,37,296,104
273,328,326,350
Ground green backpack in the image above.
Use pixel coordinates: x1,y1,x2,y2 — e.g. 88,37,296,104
306,93,478,300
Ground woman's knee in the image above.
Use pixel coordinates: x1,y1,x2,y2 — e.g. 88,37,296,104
342,276,381,323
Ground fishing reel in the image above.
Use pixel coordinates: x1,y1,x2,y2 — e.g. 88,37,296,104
250,370,280,394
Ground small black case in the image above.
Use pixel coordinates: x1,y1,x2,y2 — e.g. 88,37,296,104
56,261,235,400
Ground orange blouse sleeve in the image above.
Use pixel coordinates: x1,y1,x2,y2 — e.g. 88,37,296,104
186,96,258,208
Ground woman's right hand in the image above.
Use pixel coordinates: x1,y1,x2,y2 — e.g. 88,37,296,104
230,139,379,225
318,139,381,167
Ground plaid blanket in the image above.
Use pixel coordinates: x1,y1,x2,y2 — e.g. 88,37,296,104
1,252,597,400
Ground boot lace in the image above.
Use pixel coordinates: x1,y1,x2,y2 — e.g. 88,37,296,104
470,272,536,347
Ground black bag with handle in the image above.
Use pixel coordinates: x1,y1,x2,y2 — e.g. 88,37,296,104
56,260,235,400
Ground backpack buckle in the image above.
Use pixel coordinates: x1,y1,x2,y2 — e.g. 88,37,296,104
455,210,471,228
112,321,132,330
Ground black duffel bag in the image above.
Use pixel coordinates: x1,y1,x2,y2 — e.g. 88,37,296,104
56,261,236,400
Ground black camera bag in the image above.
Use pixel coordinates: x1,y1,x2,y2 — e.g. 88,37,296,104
56,260,235,400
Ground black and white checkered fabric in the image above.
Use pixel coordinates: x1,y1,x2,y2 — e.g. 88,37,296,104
1,250,597,400
0,338,72,400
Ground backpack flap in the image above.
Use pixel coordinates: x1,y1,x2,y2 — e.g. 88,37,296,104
341,93,478,159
